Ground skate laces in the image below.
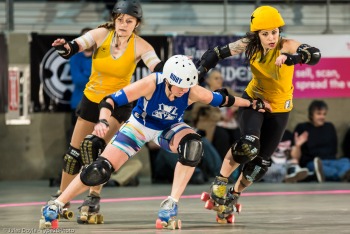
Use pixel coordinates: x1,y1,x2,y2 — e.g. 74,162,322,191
160,197,176,210
46,200,62,214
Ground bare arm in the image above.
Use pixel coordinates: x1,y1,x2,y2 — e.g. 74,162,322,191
228,38,249,56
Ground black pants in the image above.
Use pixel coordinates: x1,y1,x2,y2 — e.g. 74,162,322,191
238,93,290,161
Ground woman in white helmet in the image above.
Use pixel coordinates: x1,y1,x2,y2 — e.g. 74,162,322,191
41,55,270,229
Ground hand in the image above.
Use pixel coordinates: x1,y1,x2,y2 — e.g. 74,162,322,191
93,119,109,138
52,38,69,50
252,99,272,112
294,131,308,147
275,54,288,67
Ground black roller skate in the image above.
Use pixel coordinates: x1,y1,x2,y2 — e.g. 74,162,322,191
201,176,228,213
50,190,74,220
216,187,242,224
156,196,181,230
77,192,104,224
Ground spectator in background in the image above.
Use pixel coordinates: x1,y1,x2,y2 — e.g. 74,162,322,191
262,129,309,183
69,27,92,127
291,100,350,182
191,69,240,160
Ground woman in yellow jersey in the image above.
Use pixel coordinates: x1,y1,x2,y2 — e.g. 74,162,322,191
197,6,321,223
49,0,164,223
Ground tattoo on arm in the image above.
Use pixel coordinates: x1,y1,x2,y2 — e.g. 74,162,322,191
228,39,248,54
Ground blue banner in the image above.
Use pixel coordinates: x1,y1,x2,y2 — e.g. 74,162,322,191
173,35,251,93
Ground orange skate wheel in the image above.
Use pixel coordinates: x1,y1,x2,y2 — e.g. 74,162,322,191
201,192,210,202
216,216,227,224
156,218,163,229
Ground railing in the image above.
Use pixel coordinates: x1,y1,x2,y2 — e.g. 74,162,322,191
1,1,350,35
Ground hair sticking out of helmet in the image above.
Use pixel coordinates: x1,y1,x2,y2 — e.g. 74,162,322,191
250,6,285,32
163,55,198,88
112,0,142,19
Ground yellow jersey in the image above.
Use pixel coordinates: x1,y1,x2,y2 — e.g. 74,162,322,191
245,39,294,113
84,31,137,103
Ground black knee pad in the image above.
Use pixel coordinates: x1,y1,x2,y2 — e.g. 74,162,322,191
177,133,203,167
63,146,82,175
80,134,106,165
242,156,271,182
231,135,260,164
80,156,115,186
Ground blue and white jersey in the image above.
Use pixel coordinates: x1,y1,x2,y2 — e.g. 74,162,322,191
132,73,190,130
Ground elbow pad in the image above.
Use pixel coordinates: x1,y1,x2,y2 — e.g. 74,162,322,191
213,44,231,59
153,61,164,72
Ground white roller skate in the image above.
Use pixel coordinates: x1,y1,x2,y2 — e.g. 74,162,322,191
156,196,181,230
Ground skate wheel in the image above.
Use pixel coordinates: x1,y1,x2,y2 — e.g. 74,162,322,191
51,219,59,229
62,210,74,220
76,216,86,224
88,215,97,224
167,220,176,230
80,213,88,222
155,218,164,229
226,214,235,223
204,200,213,210
201,192,210,202
97,214,104,224
216,215,227,224
39,219,46,229
176,219,182,229
236,203,242,213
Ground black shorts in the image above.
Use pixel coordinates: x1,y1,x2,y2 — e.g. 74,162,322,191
76,94,133,123
237,92,290,161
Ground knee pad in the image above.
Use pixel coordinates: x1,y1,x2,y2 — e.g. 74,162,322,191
242,156,271,182
80,134,106,165
80,156,115,186
63,146,82,175
177,133,203,167
231,135,260,164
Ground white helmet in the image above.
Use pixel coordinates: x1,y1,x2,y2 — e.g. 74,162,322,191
163,55,198,88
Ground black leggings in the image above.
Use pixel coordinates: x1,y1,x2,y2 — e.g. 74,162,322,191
237,94,290,161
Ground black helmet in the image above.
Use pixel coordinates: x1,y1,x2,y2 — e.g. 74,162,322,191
112,0,142,20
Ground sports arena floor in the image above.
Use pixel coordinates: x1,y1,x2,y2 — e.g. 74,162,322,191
0,178,349,234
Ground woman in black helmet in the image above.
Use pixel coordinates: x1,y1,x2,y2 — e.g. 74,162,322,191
47,0,164,224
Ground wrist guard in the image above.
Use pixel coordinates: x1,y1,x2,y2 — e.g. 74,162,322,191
98,119,109,128
213,44,231,59
215,88,235,107
250,98,265,111
282,53,302,66
54,40,79,59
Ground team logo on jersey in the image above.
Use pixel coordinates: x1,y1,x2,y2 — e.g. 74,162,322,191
170,73,183,85
152,104,178,120
40,47,73,104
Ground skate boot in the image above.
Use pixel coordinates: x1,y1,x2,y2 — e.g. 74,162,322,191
39,200,61,229
201,176,228,213
216,187,242,224
156,196,181,230
50,190,73,220
77,192,104,224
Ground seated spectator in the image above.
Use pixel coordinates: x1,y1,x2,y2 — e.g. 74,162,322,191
191,69,240,159
262,129,309,183
342,126,350,159
291,100,350,182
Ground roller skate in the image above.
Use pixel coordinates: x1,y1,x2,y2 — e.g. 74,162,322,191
77,192,104,224
39,200,61,229
50,190,74,220
155,196,181,230
201,176,228,213
215,187,242,224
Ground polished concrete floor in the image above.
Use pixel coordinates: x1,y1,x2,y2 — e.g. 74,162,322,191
0,179,349,234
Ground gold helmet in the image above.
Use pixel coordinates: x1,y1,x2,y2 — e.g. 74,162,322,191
250,6,285,32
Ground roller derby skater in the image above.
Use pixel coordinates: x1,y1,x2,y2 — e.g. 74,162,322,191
37,55,267,230
42,0,165,227
156,196,181,230
197,3,320,224
77,191,104,224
